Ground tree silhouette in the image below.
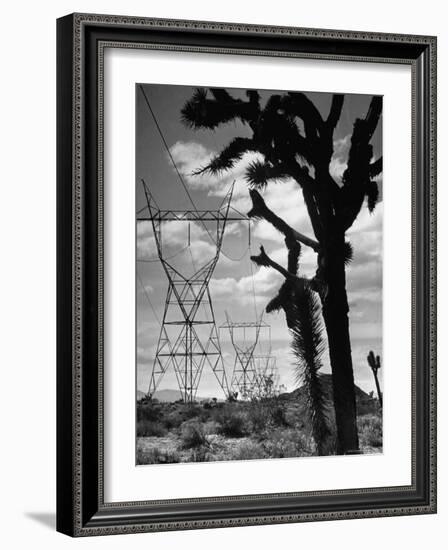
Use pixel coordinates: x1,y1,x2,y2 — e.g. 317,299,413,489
181,88,382,454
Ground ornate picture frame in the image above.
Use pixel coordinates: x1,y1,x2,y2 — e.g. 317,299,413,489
57,13,436,536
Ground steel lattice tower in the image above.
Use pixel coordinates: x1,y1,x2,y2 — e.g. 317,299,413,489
221,315,272,400
138,180,245,403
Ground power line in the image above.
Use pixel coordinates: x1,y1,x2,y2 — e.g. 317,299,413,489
220,247,249,262
136,204,149,215
139,85,202,217
138,85,246,263
138,85,258,315
137,245,189,263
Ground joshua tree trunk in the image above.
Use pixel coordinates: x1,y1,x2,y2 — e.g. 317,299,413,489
322,240,359,453
373,372,383,408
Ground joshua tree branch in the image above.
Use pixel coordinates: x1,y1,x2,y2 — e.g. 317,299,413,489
266,237,301,315
326,94,345,132
251,246,309,286
285,236,301,274
247,189,320,252
281,92,324,137
364,96,383,139
339,96,383,231
181,88,260,130
369,157,383,178
192,137,256,176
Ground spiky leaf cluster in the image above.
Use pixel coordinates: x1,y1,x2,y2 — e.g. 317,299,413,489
289,289,332,455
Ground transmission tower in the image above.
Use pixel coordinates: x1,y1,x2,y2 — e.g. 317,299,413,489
138,180,246,403
253,354,279,397
221,314,272,400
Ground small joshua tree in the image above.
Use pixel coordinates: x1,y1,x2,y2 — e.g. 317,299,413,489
367,351,382,407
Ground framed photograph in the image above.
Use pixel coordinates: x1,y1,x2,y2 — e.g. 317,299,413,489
56,13,437,536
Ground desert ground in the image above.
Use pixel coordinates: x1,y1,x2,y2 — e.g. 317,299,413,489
136,375,382,464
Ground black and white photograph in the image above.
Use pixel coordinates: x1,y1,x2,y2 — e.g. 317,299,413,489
136,83,383,464
0,1,441,545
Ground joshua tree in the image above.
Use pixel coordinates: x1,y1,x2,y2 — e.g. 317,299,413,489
251,234,332,455
181,88,382,454
367,351,382,407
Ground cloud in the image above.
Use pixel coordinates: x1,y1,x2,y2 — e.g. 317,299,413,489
210,266,282,308
347,259,381,294
137,220,157,260
250,180,315,244
344,202,383,328
169,141,216,190
137,344,157,363
348,200,383,237
346,203,382,288
222,221,243,236
329,134,383,202
329,134,350,184
138,281,153,294
137,217,223,267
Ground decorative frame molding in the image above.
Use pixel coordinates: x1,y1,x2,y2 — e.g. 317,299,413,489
57,13,436,537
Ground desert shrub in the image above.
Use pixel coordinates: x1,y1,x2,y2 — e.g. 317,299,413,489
247,398,288,433
358,414,382,448
180,421,209,449
152,402,208,432
182,404,203,420
188,447,211,462
137,401,163,422
270,402,289,426
262,439,296,458
137,447,179,464
136,420,167,437
215,407,247,438
262,429,314,458
357,395,381,416
230,441,266,461
162,410,185,431
202,420,220,435
290,430,314,455
247,401,271,433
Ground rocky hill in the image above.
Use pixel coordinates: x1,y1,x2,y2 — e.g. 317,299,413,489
279,373,379,416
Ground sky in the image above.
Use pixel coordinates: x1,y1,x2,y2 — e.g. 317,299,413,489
135,83,383,398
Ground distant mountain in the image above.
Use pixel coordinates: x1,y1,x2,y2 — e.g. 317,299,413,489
150,389,182,402
136,388,215,402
